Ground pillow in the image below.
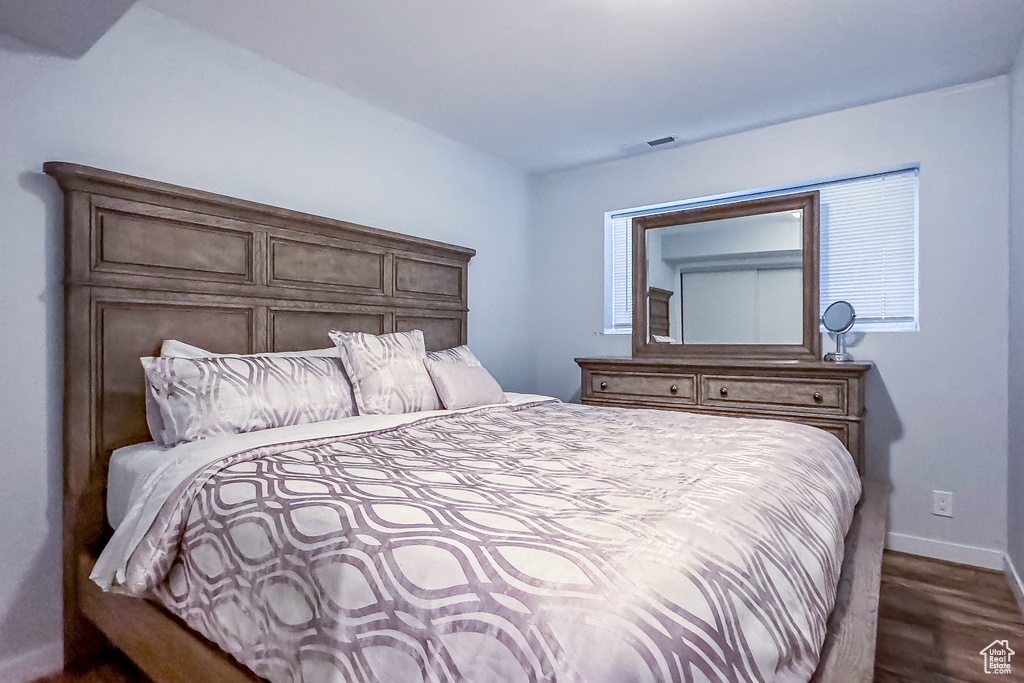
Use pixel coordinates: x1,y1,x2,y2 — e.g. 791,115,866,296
424,358,506,410
426,345,481,366
142,354,357,446
145,340,342,444
159,339,337,358
329,330,441,415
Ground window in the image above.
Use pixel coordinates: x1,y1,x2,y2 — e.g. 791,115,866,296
605,167,919,334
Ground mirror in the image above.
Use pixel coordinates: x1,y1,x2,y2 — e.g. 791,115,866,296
633,191,820,360
822,300,856,362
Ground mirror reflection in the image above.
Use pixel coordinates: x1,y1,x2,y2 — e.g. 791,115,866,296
646,210,804,345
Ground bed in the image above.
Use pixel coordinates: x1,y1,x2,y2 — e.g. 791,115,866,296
45,162,887,683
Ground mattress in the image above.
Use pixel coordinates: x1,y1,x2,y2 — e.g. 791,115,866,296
97,398,860,683
108,441,171,529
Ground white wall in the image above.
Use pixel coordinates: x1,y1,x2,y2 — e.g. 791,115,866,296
531,78,1011,568
1007,40,1024,578
0,5,531,676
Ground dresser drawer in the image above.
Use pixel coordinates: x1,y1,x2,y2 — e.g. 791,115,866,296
701,375,847,415
590,372,696,404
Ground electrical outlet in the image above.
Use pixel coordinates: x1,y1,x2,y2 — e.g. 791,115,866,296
932,490,953,517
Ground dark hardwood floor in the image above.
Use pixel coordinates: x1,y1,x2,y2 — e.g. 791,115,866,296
32,651,142,683
33,550,1024,682
875,551,1024,682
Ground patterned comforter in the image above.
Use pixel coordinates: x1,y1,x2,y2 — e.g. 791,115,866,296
116,400,861,682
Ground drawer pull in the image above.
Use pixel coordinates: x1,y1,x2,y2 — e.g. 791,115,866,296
720,386,728,397
813,392,823,402
600,381,608,390
670,385,678,394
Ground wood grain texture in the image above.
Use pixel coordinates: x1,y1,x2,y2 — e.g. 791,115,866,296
92,196,256,285
648,287,673,338
589,368,696,399
270,238,384,290
875,551,1024,682
701,373,847,413
394,256,464,299
813,480,888,682
99,299,255,452
77,555,257,683
394,313,466,350
99,210,252,278
32,651,144,683
268,308,385,351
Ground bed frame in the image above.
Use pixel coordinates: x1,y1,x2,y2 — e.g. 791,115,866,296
46,162,887,682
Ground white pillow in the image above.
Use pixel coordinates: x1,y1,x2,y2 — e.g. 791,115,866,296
424,358,506,410
425,345,481,366
329,330,441,415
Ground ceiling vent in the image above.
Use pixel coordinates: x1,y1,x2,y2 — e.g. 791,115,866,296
647,136,677,147
618,134,683,159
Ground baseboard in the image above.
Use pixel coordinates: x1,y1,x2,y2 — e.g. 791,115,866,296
1004,553,1024,617
886,531,1005,570
0,641,62,683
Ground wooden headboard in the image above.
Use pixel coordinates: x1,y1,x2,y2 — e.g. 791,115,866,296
44,162,475,668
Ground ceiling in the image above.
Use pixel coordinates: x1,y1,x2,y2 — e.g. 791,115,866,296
10,0,1024,172
140,0,1024,172
0,0,133,57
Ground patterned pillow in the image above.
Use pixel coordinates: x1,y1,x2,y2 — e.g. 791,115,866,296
329,330,441,415
426,345,481,366
145,342,343,446
142,355,357,446
159,339,338,358
424,358,506,410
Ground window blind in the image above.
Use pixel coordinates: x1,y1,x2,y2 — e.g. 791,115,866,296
605,166,919,333
817,169,918,329
609,214,633,331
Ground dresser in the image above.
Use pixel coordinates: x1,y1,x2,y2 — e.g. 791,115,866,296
575,357,871,472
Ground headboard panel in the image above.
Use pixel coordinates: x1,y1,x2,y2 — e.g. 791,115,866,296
45,162,475,661
97,295,255,452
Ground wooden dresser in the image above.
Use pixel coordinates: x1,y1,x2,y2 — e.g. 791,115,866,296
575,357,871,472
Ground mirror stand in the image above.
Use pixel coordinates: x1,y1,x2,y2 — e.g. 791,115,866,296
824,332,854,362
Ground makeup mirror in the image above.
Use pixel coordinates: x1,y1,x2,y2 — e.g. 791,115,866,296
822,300,856,362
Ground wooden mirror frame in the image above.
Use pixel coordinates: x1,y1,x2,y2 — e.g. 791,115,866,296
632,191,821,360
